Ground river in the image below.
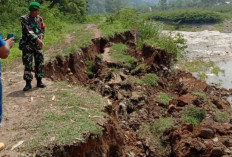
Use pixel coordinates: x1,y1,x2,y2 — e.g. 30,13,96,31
173,30,232,90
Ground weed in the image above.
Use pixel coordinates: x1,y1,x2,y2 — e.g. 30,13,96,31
141,73,159,86
122,76,142,86
110,43,135,66
157,92,172,105
150,117,174,136
192,91,207,100
182,106,206,125
198,73,207,80
87,60,94,78
131,63,146,74
214,111,230,123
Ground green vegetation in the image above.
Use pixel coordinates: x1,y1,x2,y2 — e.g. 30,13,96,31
150,117,174,136
141,73,159,86
20,81,107,155
110,43,135,66
131,63,146,74
157,92,173,105
99,8,187,61
181,60,224,77
214,111,230,123
149,9,225,25
87,60,94,78
192,91,207,100
182,106,206,125
122,76,142,86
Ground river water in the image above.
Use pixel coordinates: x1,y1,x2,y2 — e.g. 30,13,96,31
173,30,232,90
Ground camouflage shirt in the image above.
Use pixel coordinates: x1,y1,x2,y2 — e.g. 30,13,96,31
19,14,45,51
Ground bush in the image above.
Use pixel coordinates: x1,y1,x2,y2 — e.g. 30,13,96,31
150,117,174,136
110,43,135,66
157,92,172,105
214,111,230,123
141,73,159,86
149,9,225,24
182,106,206,125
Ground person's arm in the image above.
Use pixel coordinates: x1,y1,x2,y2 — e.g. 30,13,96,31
0,38,14,59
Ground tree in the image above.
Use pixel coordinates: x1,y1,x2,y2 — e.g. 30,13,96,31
159,0,167,10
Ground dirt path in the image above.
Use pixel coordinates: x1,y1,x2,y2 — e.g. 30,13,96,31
0,24,101,157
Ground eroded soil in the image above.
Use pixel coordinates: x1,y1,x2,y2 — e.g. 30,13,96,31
44,30,232,156
1,25,232,157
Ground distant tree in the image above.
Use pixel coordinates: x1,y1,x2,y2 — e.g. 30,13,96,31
159,0,167,10
105,0,124,12
87,0,105,14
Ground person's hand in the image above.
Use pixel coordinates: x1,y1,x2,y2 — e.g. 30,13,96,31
37,38,44,47
5,38,14,49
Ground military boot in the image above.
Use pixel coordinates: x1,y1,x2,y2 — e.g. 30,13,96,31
37,78,46,88
23,80,32,91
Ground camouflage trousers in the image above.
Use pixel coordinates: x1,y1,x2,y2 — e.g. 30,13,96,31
22,49,45,81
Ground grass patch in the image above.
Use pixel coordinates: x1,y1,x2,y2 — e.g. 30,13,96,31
141,73,159,86
157,92,173,105
110,43,135,66
131,63,146,74
122,76,142,86
181,60,224,76
20,81,107,155
214,111,230,123
150,117,174,136
48,24,93,61
182,106,206,126
87,60,94,78
192,91,207,100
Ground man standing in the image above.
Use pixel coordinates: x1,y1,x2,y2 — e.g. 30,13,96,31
19,1,46,91
0,35,14,150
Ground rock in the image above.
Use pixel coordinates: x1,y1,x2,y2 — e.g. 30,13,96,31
194,126,215,139
210,147,224,157
177,94,197,107
222,139,232,147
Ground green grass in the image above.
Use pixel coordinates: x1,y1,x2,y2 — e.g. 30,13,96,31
87,60,94,78
181,60,224,76
214,111,230,123
131,63,146,74
149,9,226,25
182,106,206,126
192,91,207,100
110,43,135,66
20,81,107,155
157,92,172,105
122,76,142,86
48,24,93,62
141,73,159,86
150,117,174,136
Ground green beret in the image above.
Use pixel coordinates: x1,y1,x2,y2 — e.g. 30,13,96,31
29,2,40,11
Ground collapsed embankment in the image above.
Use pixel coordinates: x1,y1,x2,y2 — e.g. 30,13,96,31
44,30,232,157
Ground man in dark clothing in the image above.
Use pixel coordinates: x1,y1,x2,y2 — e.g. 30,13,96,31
19,1,46,91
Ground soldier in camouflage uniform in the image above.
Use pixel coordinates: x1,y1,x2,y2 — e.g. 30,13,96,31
19,2,46,91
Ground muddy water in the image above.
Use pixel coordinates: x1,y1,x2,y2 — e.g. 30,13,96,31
172,30,232,90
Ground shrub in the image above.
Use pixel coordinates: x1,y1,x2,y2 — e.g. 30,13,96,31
192,91,207,100
214,111,230,123
157,92,172,105
182,106,206,125
150,117,174,136
141,73,159,86
110,43,135,66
